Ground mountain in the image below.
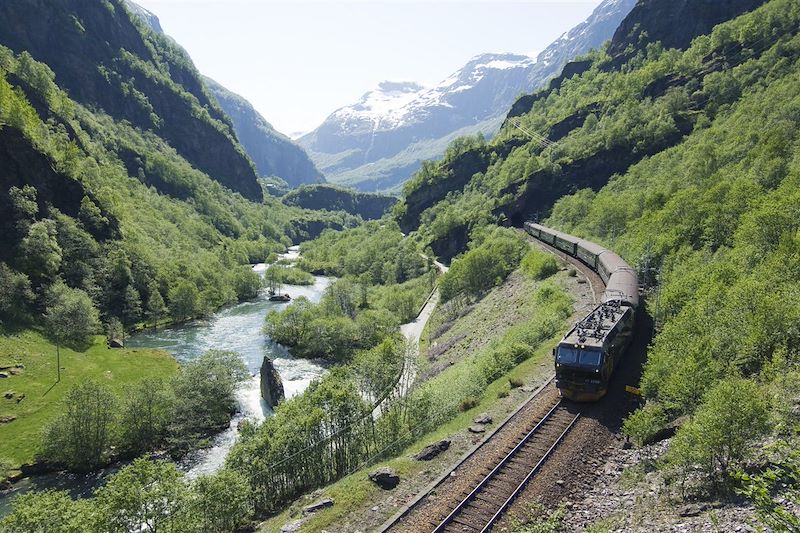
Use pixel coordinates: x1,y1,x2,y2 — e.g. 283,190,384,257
0,0,350,334
204,77,324,188
281,184,396,220
0,0,262,201
299,0,636,193
123,1,324,189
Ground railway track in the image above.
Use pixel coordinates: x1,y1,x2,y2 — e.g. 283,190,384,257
429,401,580,533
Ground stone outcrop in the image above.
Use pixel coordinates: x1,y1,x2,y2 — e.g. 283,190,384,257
302,498,334,515
369,467,400,490
414,439,450,461
260,356,285,409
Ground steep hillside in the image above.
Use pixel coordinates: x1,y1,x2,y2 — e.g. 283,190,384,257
397,0,775,258
281,184,396,220
398,1,800,524
0,2,351,335
0,0,261,200
299,0,636,193
205,77,324,188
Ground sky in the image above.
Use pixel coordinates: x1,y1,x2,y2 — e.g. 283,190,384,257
134,0,604,136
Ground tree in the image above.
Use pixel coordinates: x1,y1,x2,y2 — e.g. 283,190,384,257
95,458,189,533
0,490,92,533
118,378,175,455
120,284,142,339
8,184,37,234
146,282,167,328
667,378,769,484
44,281,100,345
44,281,100,381
20,219,62,286
168,351,248,453
168,280,199,322
232,265,261,301
40,380,117,472
188,469,253,533
737,440,800,532
0,263,34,324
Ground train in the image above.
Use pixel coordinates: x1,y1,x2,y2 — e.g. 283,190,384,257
524,222,639,401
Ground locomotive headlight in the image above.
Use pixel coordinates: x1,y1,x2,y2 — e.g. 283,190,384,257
595,369,600,373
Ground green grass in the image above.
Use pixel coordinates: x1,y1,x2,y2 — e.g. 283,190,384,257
0,329,178,471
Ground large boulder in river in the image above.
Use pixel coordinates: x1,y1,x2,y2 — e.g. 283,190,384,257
260,356,285,409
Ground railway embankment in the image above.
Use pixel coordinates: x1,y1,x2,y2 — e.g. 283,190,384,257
259,254,585,532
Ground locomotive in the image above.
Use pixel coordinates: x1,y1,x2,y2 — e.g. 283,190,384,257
524,222,639,401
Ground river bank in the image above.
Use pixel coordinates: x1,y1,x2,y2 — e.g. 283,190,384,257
0,247,331,515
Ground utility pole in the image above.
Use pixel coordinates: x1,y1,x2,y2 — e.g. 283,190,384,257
56,342,61,382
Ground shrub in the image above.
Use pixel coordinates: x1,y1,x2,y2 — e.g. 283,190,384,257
666,378,769,485
459,396,480,412
509,377,524,388
39,380,117,472
623,402,669,446
521,249,559,280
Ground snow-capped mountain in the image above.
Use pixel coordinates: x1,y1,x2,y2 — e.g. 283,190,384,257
299,0,636,192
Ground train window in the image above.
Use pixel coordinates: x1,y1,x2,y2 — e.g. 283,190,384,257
578,350,602,367
556,347,579,364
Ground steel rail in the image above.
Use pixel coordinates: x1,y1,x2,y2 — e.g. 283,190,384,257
432,400,579,532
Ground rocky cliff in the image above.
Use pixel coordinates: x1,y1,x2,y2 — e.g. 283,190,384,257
205,77,324,188
0,0,262,201
282,185,396,220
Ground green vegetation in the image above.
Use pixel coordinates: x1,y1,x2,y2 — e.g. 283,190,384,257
1,458,254,533
521,248,560,280
37,350,246,471
265,221,434,362
392,0,800,508
0,43,350,340
256,266,572,532
438,227,527,301
281,184,397,220
265,264,314,287
0,331,177,470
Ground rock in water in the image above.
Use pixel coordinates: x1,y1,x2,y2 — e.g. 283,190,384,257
369,467,400,490
260,356,285,409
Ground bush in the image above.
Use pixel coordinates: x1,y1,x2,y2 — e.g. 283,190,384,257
39,380,117,472
521,249,559,280
459,396,480,412
623,402,669,446
265,264,314,287
666,378,769,485
439,227,527,301
509,377,524,388
168,350,248,453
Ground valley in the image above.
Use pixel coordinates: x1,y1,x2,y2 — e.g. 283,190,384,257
1,0,799,532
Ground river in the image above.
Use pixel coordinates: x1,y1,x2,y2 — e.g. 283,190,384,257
0,247,330,513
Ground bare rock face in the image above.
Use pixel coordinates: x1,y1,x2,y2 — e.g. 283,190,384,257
369,467,400,490
414,439,451,461
260,356,285,409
